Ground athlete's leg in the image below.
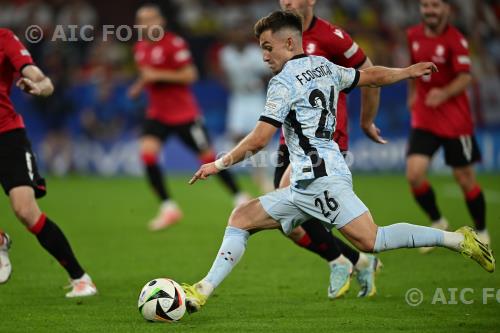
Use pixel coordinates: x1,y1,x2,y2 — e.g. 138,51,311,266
337,211,493,272
183,198,281,312
9,186,97,296
453,166,486,231
140,135,170,202
444,134,487,242
140,121,182,230
406,130,445,225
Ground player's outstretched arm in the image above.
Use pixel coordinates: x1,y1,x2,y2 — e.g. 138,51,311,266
358,57,385,144
358,62,437,88
189,121,277,185
17,65,54,97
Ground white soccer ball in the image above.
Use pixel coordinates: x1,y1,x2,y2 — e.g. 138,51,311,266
138,278,186,322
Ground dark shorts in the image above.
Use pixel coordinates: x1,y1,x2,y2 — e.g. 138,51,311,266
407,128,482,167
0,129,47,198
142,118,212,154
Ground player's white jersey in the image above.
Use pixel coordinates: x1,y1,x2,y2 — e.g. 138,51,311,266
260,54,359,186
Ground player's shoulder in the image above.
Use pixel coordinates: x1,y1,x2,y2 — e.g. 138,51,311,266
445,25,468,43
0,28,16,41
407,23,424,39
162,31,188,49
313,17,352,41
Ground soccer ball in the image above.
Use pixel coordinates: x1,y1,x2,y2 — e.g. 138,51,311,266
138,278,186,322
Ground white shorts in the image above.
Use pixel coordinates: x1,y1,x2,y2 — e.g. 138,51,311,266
259,175,368,234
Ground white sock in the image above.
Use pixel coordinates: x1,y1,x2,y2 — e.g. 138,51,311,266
442,231,464,252
204,226,250,289
197,279,215,297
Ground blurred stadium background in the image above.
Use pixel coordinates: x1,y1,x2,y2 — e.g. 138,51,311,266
1,0,499,176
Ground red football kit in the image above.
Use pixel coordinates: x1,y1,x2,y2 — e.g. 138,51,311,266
0,29,33,134
134,32,200,125
407,23,473,137
279,16,367,151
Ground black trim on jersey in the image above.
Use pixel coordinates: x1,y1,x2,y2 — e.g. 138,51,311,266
342,70,360,94
259,116,282,128
353,56,367,70
290,54,308,61
306,16,318,32
287,110,327,178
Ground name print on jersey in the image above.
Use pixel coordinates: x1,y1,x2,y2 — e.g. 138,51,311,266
295,64,333,85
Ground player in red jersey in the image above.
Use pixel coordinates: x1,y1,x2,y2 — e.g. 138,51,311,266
129,5,248,231
273,0,384,299
0,28,97,297
406,0,489,248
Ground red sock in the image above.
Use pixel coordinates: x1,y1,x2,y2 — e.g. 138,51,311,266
28,213,47,234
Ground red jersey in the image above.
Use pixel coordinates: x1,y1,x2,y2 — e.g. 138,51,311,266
279,17,366,151
134,32,199,125
407,24,473,137
0,29,33,133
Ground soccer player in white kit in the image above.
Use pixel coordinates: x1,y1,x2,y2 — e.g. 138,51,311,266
182,11,494,313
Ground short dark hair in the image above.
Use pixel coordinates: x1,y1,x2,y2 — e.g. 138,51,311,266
254,10,303,38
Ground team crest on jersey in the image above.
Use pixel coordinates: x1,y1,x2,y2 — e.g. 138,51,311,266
305,42,317,55
412,41,419,52
435,44,445,56
431,44,446,63
151,46,165,64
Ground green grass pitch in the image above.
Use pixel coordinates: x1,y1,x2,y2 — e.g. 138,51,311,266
1,174,499,332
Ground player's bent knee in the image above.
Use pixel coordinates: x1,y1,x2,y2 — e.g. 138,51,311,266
11,202,37,226
228,204,252,230
359,237,377,253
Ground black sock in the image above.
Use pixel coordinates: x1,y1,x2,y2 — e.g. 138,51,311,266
31,215,85,279
465,186,486,231
145,164,169,201
412,181,441,221
334,236,360,265
297,220,341,262
217,170,239,195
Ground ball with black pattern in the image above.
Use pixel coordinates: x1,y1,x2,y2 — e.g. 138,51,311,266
138,278,186,322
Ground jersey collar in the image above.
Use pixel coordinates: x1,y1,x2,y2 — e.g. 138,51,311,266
290,54,308,61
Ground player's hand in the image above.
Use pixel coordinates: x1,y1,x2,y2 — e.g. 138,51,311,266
408,62,438,79
361,123,388,144
16,77,42,96
425,88,448,108
189,162,220,185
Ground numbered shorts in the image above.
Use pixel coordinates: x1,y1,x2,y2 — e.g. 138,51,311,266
0,129,47,198
259,175,368,235
142,118,211,153
407,129,481,167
